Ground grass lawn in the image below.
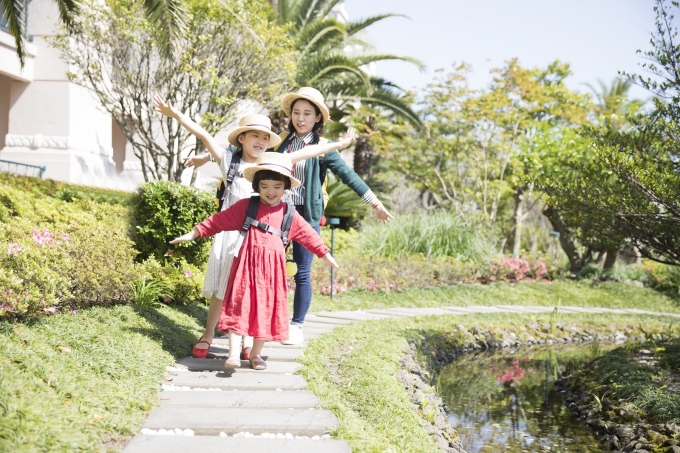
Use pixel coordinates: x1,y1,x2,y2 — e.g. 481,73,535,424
306,280,680,313
0,304,206,452
300,311,680,453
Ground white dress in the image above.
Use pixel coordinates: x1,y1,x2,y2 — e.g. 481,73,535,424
202,149,255,299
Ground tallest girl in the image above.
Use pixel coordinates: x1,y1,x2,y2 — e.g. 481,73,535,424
273,87,394,345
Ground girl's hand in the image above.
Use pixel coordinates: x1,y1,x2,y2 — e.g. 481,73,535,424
169,229,199,244
321,253,339,269
373,202,394,224
153,94,179,119
183,154,211,168
336,127,357,150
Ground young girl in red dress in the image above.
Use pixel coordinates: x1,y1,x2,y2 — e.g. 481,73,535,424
170,153,338,370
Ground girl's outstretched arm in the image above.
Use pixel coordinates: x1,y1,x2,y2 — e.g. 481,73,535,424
153,95,223,165
170,228,200,244
289,127,357,164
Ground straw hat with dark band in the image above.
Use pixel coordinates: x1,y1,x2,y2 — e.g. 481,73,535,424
243,152,301,189
227,114,281,148
282,87,331,124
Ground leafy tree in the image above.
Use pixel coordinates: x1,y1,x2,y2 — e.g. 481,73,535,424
3,0,186,67
53,0,294,182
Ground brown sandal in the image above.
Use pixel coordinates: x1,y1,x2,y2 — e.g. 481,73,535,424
249,355,266,370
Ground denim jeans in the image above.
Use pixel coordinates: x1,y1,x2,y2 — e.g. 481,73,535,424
291,205,319,326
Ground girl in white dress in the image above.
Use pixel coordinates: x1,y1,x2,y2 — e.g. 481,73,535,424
153,96,355,363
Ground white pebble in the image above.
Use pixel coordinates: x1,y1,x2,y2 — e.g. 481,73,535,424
244,432,255,438
219,432,227,437
158,429,168,435
321,434,331,440
174,428,183,436
285,433,294,439
276,433,285,439
276,388,282,392
141,428,155,435
312,435,320,440
166,431,175,436
234,432,245,438
183,429,194,436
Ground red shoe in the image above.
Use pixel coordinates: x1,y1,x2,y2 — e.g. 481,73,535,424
241,346,252,361
192,339,211,359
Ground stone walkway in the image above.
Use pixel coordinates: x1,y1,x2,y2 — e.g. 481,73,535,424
122,305,680,453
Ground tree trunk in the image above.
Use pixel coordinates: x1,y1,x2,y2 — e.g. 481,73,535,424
542,204,591,273
353,136,373,178
603,246,618,271
512,188,524,257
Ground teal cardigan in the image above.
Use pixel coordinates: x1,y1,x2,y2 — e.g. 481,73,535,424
270,132,372,228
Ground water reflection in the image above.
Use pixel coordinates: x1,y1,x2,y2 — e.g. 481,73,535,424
438,344,611,452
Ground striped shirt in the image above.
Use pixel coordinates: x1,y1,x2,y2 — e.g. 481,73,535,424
284,132,378,207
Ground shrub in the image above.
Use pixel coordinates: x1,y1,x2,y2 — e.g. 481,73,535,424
0,172,133,205
131,181,215,266
486,257,553,283
319,227,359,254
0,184,137,319
356,211,497,262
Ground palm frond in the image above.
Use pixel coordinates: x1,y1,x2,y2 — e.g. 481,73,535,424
2,0,28,66
324,174,370,218
143,0,188,56
353,53,425,71
297,0,342,30
333,90,421,127
345,13,405,36
55,0,80,32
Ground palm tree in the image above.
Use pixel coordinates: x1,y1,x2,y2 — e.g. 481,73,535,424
271,0,423,126
585,78,643,128
3,0,187,67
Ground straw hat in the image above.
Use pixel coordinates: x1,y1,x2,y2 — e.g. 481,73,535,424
282,87,331,124
227,114,282,148
243,152,301,189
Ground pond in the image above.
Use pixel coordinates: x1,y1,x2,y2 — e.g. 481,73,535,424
438,343,614,453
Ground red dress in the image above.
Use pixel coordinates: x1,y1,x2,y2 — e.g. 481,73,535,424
195,198,330,341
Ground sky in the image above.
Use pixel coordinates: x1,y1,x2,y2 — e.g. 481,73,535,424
343,0,657,101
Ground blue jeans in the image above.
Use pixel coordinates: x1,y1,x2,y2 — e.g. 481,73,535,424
291,205,319,326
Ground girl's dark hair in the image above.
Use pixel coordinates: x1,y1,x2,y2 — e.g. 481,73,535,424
287,98,324,137
252,169,292,192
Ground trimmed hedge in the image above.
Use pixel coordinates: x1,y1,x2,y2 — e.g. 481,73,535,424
130,181,215,266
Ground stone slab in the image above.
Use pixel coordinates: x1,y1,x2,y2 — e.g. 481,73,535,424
175,358,300,374
166,372,306,390
365,309,413,317
205,347,303,362
559,305,607,313
380,307,453,316
456,305,508,313
158,391,320,409
124,435,351,453
143,407,339,436
305,314,354,325
494,305,554,313
212,338,308,350
311,311,392,321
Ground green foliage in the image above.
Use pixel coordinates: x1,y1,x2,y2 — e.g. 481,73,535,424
0,303,205,451
0,184,137,319
356,211,497,261
136,256,206,304
131,181,214,266
131,277,171,307
319,226,359,254
323,174,369,220
0,172,133,206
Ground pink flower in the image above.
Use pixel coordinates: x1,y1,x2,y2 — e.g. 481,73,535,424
70,310,77,315
0,303,9,311
7,243,21,256
541,279,552,285
42,307,57,314
163,295,172,303
32,229,54,245
166,249,174,256
62,233,70,242
184,270,193,278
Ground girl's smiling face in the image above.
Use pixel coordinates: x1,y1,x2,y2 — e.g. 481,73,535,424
239,130,270,161
258,179,287,206
291,99,322,136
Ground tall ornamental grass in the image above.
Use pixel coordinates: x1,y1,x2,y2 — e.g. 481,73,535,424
357,211,497,263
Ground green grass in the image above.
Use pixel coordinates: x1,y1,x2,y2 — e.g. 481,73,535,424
306,280,680,313
0,304,206,452
300,312,680,453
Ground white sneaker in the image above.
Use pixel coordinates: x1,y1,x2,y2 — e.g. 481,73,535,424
282,324,304,345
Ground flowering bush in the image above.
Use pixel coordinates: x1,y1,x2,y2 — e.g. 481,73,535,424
484,257,555,284
135,256,205,304
0,184,137,319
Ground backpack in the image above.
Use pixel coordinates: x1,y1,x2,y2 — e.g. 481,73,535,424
274,131,330,208
215,150,243,212
233,195,296,260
